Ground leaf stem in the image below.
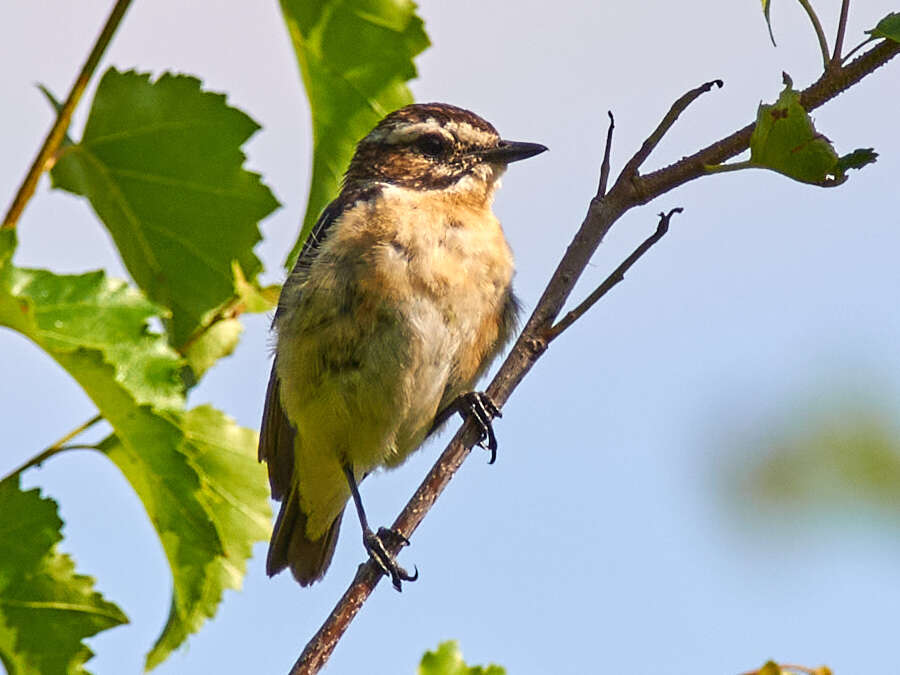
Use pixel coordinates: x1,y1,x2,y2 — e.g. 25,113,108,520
841,36,876,64
832,0,851,65
1,0,134,230
1,414,103,483
704,159,756,174
796,0,831,68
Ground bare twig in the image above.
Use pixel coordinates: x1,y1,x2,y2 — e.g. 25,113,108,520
1,414,103,483
290,39,900,675
544,208,681,342
597,112,615,198
640,39,900,200
1,0,133,230
796,0,831,68
832,0,851,65
619,79,723,186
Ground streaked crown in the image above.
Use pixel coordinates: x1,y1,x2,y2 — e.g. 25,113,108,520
344,103,546,191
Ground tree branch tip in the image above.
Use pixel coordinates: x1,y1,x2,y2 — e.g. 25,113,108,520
659,206,683,221
597,112,616,198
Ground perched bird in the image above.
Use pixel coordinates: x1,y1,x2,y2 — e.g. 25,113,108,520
259,102,546,590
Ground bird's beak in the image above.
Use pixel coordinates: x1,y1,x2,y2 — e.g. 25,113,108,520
479,140,548,164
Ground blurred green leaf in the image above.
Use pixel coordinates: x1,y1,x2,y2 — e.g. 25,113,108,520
0,477,128,674
749,82,875,186
279,0,429,269
50,68,279,346
418,641,506,675
868,12,900,42
743,413,900,509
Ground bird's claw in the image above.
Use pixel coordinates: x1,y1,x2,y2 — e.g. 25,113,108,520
461,391,501,464
364,527,417,591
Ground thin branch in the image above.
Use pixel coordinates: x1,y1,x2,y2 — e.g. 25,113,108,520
597,112,615,198
639,39,900,200
841,36,876,64
543,208,681,342
619,79,723,184
832,0,851,65
796,0,831,68
1,0,133,230
290,39,900,675
1,414,103,483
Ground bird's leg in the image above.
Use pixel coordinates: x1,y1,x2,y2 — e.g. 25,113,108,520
431,391,502,464
343,464,417,592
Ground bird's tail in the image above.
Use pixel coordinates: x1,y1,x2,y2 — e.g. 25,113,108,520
266,487,345,586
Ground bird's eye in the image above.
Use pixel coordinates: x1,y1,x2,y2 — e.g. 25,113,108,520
415,134,448,157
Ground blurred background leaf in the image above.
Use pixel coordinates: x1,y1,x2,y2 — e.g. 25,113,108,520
418,641,505,675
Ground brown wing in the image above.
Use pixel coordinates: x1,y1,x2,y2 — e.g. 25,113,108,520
259,362,345,583
258,363,295,501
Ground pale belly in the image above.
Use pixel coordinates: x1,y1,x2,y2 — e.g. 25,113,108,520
274,289,471,539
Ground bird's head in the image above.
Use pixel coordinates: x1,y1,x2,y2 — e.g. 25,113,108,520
344,103,547,194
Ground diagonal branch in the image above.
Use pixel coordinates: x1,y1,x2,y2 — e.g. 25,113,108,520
2,0,133,230
289,37,900,675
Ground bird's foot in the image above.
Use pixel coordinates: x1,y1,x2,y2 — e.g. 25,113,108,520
460,391,502,464
363,527,418,592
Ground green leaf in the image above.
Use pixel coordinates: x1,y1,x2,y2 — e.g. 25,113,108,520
0,477,128,674
139,405,272,669
183,317,243,380
1,233,268,668
760,0,777,46
418,641,506,675
232,260,279,314
741,413,900,509
867,12,900,42
749,82,875,186
97,405,271,670
0,230,184,412
50,68,280,346
835,147,878,173
279,0,429,269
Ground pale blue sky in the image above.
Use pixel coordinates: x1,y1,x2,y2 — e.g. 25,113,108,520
3,2,900,674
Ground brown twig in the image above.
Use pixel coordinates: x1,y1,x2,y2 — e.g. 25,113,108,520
832,0,852,65
618,79,723,186
1,0,133,230
543,208,681,342
289,40,900,675
597,111,615,198
639,39,900,200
